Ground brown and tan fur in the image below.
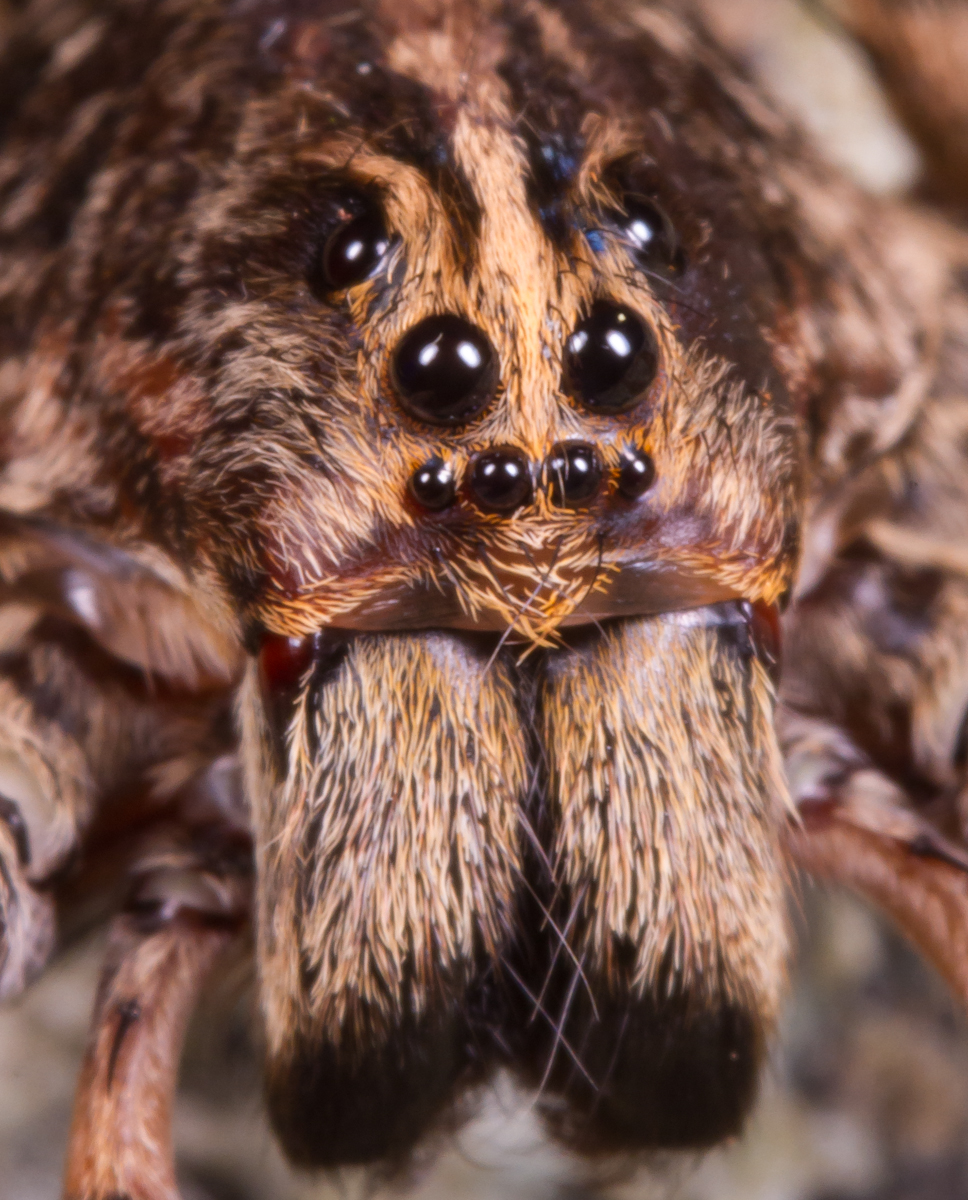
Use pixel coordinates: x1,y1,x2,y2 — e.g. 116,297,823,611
0,0,967,1189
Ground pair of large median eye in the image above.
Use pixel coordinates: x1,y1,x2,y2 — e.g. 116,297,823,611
316,204,658,423
392,302,659,426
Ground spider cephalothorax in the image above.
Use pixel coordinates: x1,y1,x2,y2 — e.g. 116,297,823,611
1,0,968,1194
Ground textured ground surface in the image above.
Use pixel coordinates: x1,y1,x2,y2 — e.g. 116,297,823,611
1,1,958,1197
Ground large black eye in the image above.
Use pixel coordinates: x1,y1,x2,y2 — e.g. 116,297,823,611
392,314,496,425
563,301,658,414
320,208,389,290
615,197,683,273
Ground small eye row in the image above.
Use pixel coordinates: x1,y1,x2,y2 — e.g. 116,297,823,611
313,196,681,426
409,443,656,514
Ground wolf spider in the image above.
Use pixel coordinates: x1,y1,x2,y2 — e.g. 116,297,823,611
1,0,967,1195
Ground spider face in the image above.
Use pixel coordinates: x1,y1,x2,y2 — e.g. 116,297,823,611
155,52,800,644
184,3,799,1164
3,0,967,1192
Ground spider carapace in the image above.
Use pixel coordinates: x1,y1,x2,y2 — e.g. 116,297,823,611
1,0,968,1194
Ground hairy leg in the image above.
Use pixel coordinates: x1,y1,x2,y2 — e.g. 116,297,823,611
828,0,968,207
0,524,240,996
783,278,968,988
62,805,250,1200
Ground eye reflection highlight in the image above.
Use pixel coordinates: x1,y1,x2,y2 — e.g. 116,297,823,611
605,330,632,358
629,217,654,248
418,341,441,367
457,342,483,370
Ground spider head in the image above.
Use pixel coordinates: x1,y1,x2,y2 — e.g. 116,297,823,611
100,4,803,648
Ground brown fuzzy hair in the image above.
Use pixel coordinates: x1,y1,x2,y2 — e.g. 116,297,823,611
1,0,967,1180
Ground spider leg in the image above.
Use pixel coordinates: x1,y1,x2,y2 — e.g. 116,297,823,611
783,306,968,997
62,808,250,1200
825,0,968,208
784,767,968,1005
0,619,99,997
0,522,241,997
0,795,55,999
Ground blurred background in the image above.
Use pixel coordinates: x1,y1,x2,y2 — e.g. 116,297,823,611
1,1,959,1197
6,889,967,1200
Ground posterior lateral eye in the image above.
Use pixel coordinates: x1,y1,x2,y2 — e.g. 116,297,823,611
319,207,390,291
612,196,684,273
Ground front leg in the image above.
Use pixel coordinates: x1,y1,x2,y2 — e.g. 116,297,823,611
0,788,55,999
0,660,93,997
782,366,968,998
0,530,240,997
63,810,250,1200
825,0,968,207
783,762,968,1006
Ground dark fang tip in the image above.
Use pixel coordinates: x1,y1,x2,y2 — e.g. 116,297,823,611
256,631,350,777
746,599,782,685
258,633,317,695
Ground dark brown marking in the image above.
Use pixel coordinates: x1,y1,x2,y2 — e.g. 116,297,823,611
106,999,142,1091
497,7,586,245
0,795,31,868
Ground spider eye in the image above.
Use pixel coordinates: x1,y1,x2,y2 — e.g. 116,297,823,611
320,207,389,290
563,301,658,414
468,448,532,512
617,446,656,499
545,442,603,507
392,314,496,425
409,457,456,510
616,197,683,272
